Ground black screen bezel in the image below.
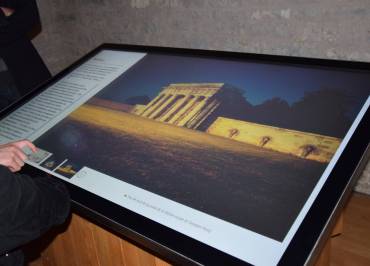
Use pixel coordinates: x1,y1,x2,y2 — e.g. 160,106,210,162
2,43,369,266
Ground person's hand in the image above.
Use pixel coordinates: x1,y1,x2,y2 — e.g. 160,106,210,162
0,140,37,172
0,7,14,17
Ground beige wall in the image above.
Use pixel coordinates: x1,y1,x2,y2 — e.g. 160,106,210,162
33,0,370,74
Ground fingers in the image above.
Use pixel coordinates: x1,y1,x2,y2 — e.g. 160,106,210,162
0,7,14,17
0,140,37,172
8,154,25,172
12,140,37,153
0,148,25,172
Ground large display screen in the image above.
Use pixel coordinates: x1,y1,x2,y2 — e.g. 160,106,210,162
0,45,369,265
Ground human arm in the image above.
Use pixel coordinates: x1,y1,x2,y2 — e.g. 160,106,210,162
0,7,14,17
0,140,37,172
0,166,70,254
0,0,40,45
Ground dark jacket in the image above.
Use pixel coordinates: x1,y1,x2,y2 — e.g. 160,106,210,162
0,0,51,96
0,166,70,263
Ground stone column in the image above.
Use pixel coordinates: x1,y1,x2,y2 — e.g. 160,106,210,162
149,94,177,119
140,93,166,117
158,95,188,123
154,95,184,121
179,96,209,128
191,100,220,129
174,96,203,126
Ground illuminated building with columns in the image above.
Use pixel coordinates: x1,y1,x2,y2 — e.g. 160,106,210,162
132,83,246,131
129,83,341,161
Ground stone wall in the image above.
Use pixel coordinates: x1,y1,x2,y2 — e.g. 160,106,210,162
32,0,370,193
206,117,341,163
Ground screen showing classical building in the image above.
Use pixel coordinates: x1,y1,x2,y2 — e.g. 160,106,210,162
0,48,369,265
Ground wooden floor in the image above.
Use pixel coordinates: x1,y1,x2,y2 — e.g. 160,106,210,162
330,192,370,266
25,192,370,266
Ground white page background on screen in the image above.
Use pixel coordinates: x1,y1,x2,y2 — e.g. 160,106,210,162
0,50,146,144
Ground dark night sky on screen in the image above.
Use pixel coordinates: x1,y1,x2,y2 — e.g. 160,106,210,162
98,53,370,106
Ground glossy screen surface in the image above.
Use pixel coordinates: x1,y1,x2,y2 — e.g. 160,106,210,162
0,46,369,265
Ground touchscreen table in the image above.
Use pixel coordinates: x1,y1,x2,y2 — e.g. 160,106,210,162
0,44,369,265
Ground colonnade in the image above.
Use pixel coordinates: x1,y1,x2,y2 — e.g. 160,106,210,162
135,83,224,129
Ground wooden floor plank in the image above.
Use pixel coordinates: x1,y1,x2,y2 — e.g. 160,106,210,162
331,193,370,266
90,219,126,266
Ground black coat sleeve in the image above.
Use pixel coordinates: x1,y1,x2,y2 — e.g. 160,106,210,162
0,166,70,254
0,8,7,26
0,0,51,96
0,0,40,45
